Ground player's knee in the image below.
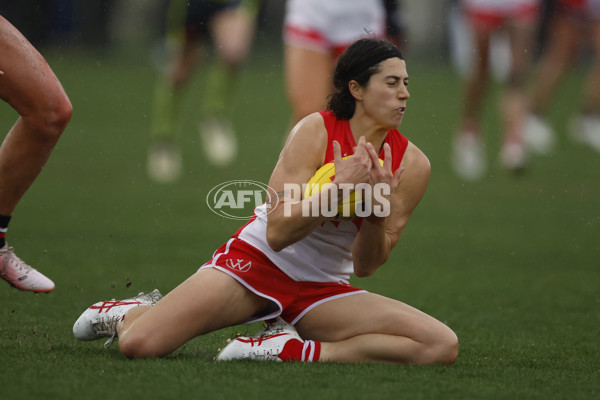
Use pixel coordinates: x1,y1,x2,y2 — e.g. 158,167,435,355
440,330,459,365
28,94,73,141
427,327,459,365
118,332,160,359
46,95,73,136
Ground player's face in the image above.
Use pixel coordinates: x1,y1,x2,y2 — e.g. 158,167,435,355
361,58,409,129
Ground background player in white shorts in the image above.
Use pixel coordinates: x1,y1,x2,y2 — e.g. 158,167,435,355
283,0,387,127
451,0,541,180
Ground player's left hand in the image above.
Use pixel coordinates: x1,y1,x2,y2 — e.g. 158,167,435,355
364,141,404,219
366,142,403,188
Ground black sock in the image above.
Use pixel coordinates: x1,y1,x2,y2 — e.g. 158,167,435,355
0,214,11,248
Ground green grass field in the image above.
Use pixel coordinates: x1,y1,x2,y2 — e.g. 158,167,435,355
1,46,599,399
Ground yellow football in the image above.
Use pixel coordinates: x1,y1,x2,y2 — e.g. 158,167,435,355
304,156,384,220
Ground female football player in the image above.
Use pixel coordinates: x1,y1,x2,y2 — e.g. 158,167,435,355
74,38,458,365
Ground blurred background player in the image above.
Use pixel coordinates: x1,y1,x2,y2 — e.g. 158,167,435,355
451,0,541,181
147,0,260,183
523,0,600,155
283,0,405,129
0,15,73,292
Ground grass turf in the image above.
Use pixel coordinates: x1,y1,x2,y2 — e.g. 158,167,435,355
0,48,599,399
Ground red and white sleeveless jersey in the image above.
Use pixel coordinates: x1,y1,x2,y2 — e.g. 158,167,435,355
237,110,409,283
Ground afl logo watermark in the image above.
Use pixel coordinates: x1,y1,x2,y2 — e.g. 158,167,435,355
225,259,252,272
206,180,278,220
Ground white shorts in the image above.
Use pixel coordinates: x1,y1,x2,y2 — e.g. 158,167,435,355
461,0,540,31
284,0,385,56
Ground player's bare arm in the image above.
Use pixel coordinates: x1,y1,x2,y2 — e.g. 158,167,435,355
352,141,430,277
266,113,330,251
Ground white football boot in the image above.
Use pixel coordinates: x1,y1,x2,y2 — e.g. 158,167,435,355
147,142,183,183
73,289,162,348
452,131,486,181
199,117,238,167
499,141,527,173
216,317,302,362
0,244,54,293
569,114,600,153
523,114,555,155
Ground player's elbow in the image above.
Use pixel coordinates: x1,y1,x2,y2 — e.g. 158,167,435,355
353,269,373,278
353,263,380,278
267,238,284,253
353,254,387,278
266,227,286,252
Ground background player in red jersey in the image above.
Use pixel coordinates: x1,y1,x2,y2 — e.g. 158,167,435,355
451,0,541,180
73,38,457,365
0,15,73,292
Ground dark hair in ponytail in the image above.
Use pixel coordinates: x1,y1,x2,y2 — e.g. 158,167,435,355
328,38,403,120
